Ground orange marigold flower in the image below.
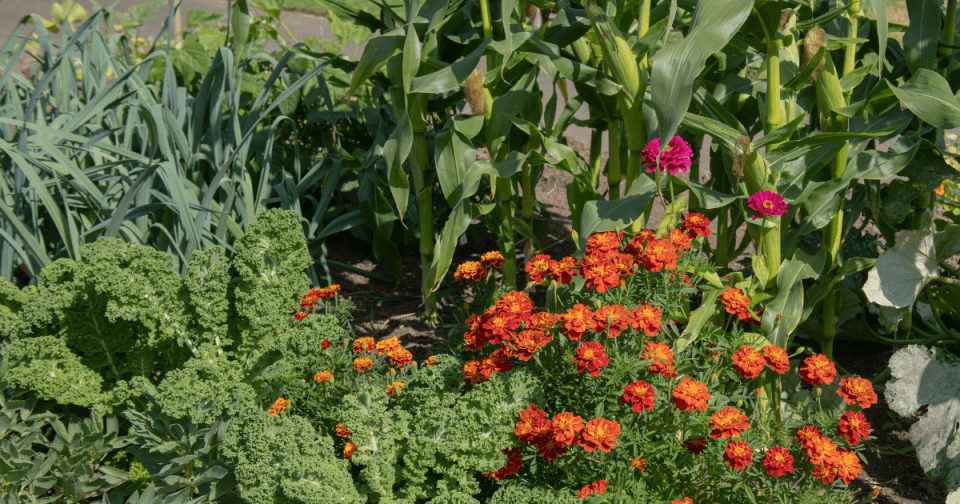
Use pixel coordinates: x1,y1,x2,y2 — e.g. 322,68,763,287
642,238,679,272
671,228,693,253
576,480,609,499
375,337,401,355
837,376,878,409
528,312,559,331
585,231,622,260
573,341,610,377
562,304,595,341
343,441,357,460
611,253,636,277
335,423,350,437
484,312,519,345
579,255,620,293
936,184,946,196
425,355,436,367
720,287,750,317
454,261,488,282
552,412,585,446
837,411,871,446
709,407,751,440
314,371,333,383
594,304,631,338
805,434,839,466
481,250,505,269
683,438,708,455
386,381,406,397
300,288,322,309
672,377,710,412
629,304,662,337
680,212,712,238
353,358,373,373
463,313,491,351
794,425,823,451
494,291,535,324
318,284,341,299
670,499,693,504
525,254,552,283
799,354,837,386
621,380,657,413
761,345,790,374
515,403,551,444
578,418,620,452
389,348,413,367
488,448,522,480
478,348,513,380
463,359,484,385
834,448,862,485
732,345,766,379
762,446,795,477
353,337,376,353
723,440,753,470
292,310,309,322
268,397,290,415
509,329,552,361
641,341,674,376
547,256,577,284
631,457,645,471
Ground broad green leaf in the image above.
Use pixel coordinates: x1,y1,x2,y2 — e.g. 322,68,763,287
383,114,413,219
401,25,421,93
676,288,721,353
578,177,657,250
847,139,920,179
650,0,752,145
347,30,403,97
667,178,739,209
934,225,960,266
762,258,819,348
863,230,937,318
889,69,960,129
868,0,889,77
427,201,472,292
903,0,939,74
187,9,226,28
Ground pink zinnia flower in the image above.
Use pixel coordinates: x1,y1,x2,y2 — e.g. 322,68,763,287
747,191,788,220
643,136,694,175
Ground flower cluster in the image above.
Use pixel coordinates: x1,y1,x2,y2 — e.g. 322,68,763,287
313,370,333,383
731,345,789,379
642,136,694,175
514,404,621,463
268,397,290,416
795,425,863,484
576,480,609,499
454,251,505,283
720,287,758,324
299,284,341,311
351,336,413,371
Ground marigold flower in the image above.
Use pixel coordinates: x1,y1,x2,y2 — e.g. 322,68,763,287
375,337,401,355
723,441,753,470
562,304,595,341
300,288,322,310
292,310,309,322
488,448,521,480
343,441,357,460
386,381,406,397
748,190,789,220
936,184,946,196
547,256,577,284
535,433,569,461
631,457,645,471
641,341,674,376
679,212,711,238
799,354,837,385
268,397,290,415
320,339,331,348
594,304,631,338
525,254,552,283
425,355,436,367
611,253,636,277
585,231,622,260
494,291,535,324
353,358,373,372
682,438,708,455
837,411,871,446
352,337,376,353
709,407,750,439
621,380,657,413
478,349,513,381
573,342,610,377
578,418,620,452
509,330,552,361
837,376,878,409
804,434,839,466
552,412,585,446
732,345,766,379
314,371,333,383
721,287,750,318
761,345,790,374
643,136,693,175
318,284,341,299
671,228,693,253
576,480,609,499
389,348,413,367
481,250,505,269
762,446,795,477
794,425,823,451
642,238,679,272
834,448,862,484
528,312,559,331
515,403,551,444
629,305,662,337
335,423,350,437
454,261,487,282
672,377,710,412
463,313,491,351
579,255,621,292
484,312,519,345
670,499,693,504
463,359,483,385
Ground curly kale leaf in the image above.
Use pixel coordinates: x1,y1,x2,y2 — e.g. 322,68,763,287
488,485,577,504
221,406,362,504
156,357,257,424
184,246,234,359
0,280,40,341
261,314,348,381
231,209,312,354
5,336,104,410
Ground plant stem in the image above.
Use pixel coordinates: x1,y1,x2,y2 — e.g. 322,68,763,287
497,176,517,287
608,119,622,200
408,94,436,320
765,36,783,150
945,0,958,76
521,163,535,262
589,123,603,188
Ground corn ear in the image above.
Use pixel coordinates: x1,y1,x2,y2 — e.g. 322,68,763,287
571,37,592,65
803,28,825,83
600,31,642,103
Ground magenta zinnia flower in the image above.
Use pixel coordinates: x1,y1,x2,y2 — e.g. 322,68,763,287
748,191,788,220
643,136,694,175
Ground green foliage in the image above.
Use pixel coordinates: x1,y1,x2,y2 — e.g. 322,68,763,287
5,336,105,410
487,485,577,504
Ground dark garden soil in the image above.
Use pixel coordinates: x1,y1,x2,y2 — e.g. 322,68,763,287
323,137,950,504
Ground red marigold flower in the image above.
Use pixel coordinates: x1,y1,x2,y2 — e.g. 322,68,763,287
494,291,535,324
268,397,290,416
552,412,585,446
672,377,710,412
748,190,789,220
709,407,751,440
723,440,753,470
585,231,622,260
318,284,341,299
352,337,376,353
805,435,839,466
579,255,621,293
679,213,711,239
576,480,609,499
573,342,610,377
353,358,373,373
720,287,750,318
481,250,505,269
343,441,357,460
479,348,513,381
335,423,350,437
762,446,795,477
629,305,663,337
314,371,333,383
837,411,871,446
386,381,406,397
525,254,552,284
761,345,790,374
834,448,862,485
535,433,569,461
837,376,878,409
425,355,436,367
292,310,309,322
671,228,693,253
509,329,552,361
454,261,487,282
515,403,551,444
621,380,657,413
794,425,822,451
611,253,636,277
562,304,595,341
488,448,522,480
528,312,560,331
389,348,413,367
631,458,645,471
547,256,577,284
594,304,631,338
683,438,708,455
320,339,331,348
578,418,620,452
643,136,693,175
300,288,322,310
799,354,837,385
670,499,693,504
463,313,491,351
641,341,674,376
642,238,679,272
484,312,519,345
732,345,766,379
